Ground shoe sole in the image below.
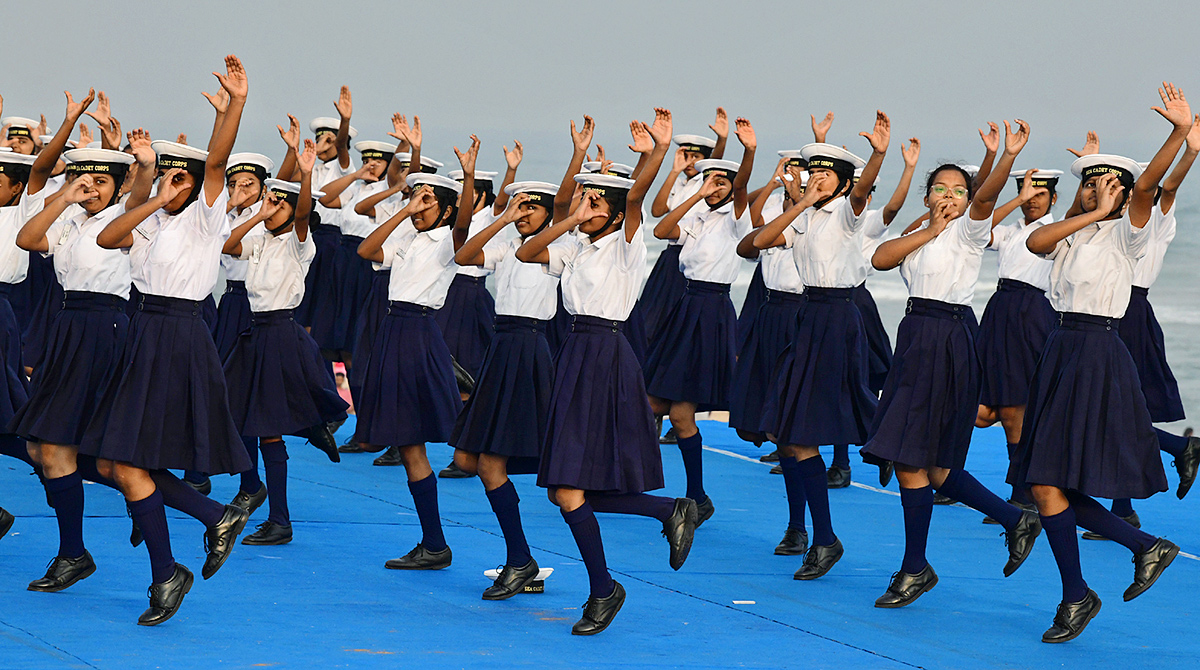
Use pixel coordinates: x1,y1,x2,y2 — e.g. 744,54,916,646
874,574,939,608
827,481,851,489
1080,532,1110,541
1042,599,1101,643
242,535,293,546
0,515,13,538
774,546,807,556
384,561,451,570
137,571,194,627
1177,476,1195,500
203,513,249,580
1123,544,1179,601
572,587,626,636
669,504,699,571
27,562,97,593
794,547,844,580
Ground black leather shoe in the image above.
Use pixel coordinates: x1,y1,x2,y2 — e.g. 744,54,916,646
695,496,715,528
794,537,844,580
1174,437,1200,499
660,426,678,445
384,544,452,570
1042,590,1101,643
304,424,341,463
130,519,143,547
482,559,539,600
759,449,780,463
662,498,698,570
1003,510,1042,577
874,564,939,608
774,528,808,556
242,521,293,546
452,357,476,396
770,464,783,475
137,563,194,626
0,507,13,538
201,505,249,580
932,492,956,505
1081,511,1140,541
826,465,851,489
373,446,404,467
1124,538,1179,601
572,580,626,635
185,476,212,496
338,440,371,453
438,460,474,478
984,500,1037,525
28,552,97,592
230,484,267,516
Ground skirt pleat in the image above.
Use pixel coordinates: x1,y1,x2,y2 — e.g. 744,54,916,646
0,291,30,429
736,264,767,351
976,279,1056,408
298,223,344,349
728,290,803,436
434,275,496,380
329,235,376,354
853,282,893,394
643,280,736,410
1119,287,1185,423
544,286,572,356
349,269,390,390
213,281,253,362
636,245,687,347
21,266,64,370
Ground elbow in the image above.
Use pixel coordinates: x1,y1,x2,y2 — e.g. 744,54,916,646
96,234,119,250
514,246,534,264
356,242,373,260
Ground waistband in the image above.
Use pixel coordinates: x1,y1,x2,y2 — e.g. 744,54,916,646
386,301,438,317
905,297,973,321
340,234,365,248
136,293,208,317
805,286,856,303
452,274,488,286
997,278,1044,293
250,309,295,324
374,268,391,277
571,314,625,334
62,291,127,311
764,288,804,304
1057,312,1120,332
495,315,546,333
311,223,340,235
684,279,730,295
224,280,247,294
1131,286,1149,297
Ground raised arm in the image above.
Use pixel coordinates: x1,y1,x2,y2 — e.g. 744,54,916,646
222,199,273,256
385,113,413,187
651,149,688,217
973,122,999,191
29,89,95,196
295,139,317,243
850,111,889,215
204,55,248,207
358,188,431,263
732,118,756,216
99,168,188,249
625,109,673,241
655,177,710,240
710,107,729,160
201,88,229,154
516,202,584,265
333,86,352,170
554,116,593,223
452,135,481,252
492,141,522,215
882,138,920,224
753,171,834,249
628,120,654,180
812,111,834,143
84,91,122,151
1159,114,1200,213
749,162,785,228
991,169,1037,227
277,114,301,181
18,178,92,252
873,199,955,271
459,194,524,267
1028,173,1123,253
970,120,1028,221
124,128,157,210
1130,83,1192,227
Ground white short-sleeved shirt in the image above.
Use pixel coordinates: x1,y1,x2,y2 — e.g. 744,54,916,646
130,189,231,301
240,229,317,312
781,196,870,289
547,227,646,321
989,214,1055,291
483,236,560,320
340,180,386,238
665,172,704,247
1044,214,1148,318
677,201,751,284
220,201,263,282
457,208,503,278
859,209,889,277
899,209,992,305
1132,202,1176,289
313,158,354,231
380,222,458,307
758,192,804,293
44,204,131,298
0,190,51,284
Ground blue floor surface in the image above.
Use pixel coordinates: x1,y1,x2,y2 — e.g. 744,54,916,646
1,419,1196,669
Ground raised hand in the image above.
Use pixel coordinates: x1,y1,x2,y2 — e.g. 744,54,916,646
1017,168,1038,202
901,137,920,167
388,114,410,144
1066,130,1099,158
649,107,673,145
157,168,190,202
201,87,230,115
454,134,481,173
127,128,155,166
1152,82,1191,129
298,138,317,174
770,156,787,183
629,121,653,153
805,170,838,201
78,123,93,147
1003,119,1030,155
570,116,595,153
1185,115,1200,152
84,90,111,127
710,107,729,139
176,133,188,145
214,55,248,100
407,115,422,149
1095,172,1124,213
278,114,300,151
62,174,97,204
979,122,1000,154
735,117,756,150
595,144,606,164
334,85,352,119
671,147,688,173
37,114,47,136
503,140,523,169
64,88,96,122
860,110,890,154
812,111,835,143
30,125,43,150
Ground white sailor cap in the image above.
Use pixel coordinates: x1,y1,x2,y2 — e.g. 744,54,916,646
777,150,807,167
226,152,275,180
1070,154,1143,183
0,150,36,175
448,169,499,182
852,166,878,187
354,141,397,161
1009,169,1063,190
783,170,811,186
264,178,325,201
800,143,866,173
581,161,635,178
574,172,635,197
395,152,444,173
1137,161,1151,171
673,134,717,154
960,164,981,177
38,135,54,145
695,158,739,180
61,148,135,177
1,117,39,139
504,180,558,207
151,140,208,173
406,173,462,194
309,117,358,139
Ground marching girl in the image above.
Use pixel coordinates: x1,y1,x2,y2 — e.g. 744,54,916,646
448,137,558,599
862,120,1042,610
516,109,699,636
750,113,891,581
643,118,758,525
221,141,349,546
1009,85,1190,642
973,167,1061,516
81,56,254,625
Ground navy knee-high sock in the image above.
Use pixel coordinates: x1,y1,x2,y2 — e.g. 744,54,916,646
797,455,835,546
1110,498,1134,518
779,456,808,531
239,437,262,494
677,432,707,504
936,469,1022,530
832,444,850,470
1041,507,1088,603
45,472,85,558
182,470,209,485
1006,444,1033,505
149,470,224,528
259,441,289,526
407,474,447,552
485,481,531,567
589,493,676,521
562,502,613,599
1156,428,1188,457
75,455,120,492
900,486,934,574
1066,491,1155,553
127,490,175,584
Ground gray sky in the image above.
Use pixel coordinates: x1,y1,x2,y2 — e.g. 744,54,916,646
8,0,1199,205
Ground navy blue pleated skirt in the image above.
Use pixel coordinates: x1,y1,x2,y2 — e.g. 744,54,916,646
1008,312,1167,499
975,279,1055,408
765,288,878,447
202,294,218,337
644,280,736,411
10,292,128,445
12,251,56,333
451,316,553,475
434,274,496,381
214,281,253,362
728,290,803,437
223,310,349,438
853,282,893,394
538,316,663,494
297,223,342,347
0,286,29,429
329,234,375,354
349,269,390,391
353,302,463,446
79,294,250,475
862,298,980,471
637,244,686,346
1119,287,1185,423
545,286,572,356
736,264,767,351
21,264,64,370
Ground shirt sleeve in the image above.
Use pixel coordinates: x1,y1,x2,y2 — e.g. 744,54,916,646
42,221,67,256
482,238,513,273
546,236,579,278
837,198,865,233
196,188,232,239
295,233,317,263
955,211,993,248
1155,202,1178,245
1117,217,1151,260
377,220,419,270
988,222,1014,251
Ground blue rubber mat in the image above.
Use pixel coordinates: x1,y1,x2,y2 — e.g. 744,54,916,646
1,419,1196,669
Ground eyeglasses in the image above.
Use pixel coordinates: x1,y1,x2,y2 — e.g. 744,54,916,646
930,184,969,199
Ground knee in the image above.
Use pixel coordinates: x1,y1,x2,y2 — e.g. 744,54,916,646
976,405,998,428
648,396,670,416
453,450,479,475
547,488,560,507
95,459,115,480
554,487,585,511
792,445,820,461
398,445,430,470
26,442,43,465
667,403,697,436
998,406,1025,427
1029,484,1060,506
476,456,507,488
